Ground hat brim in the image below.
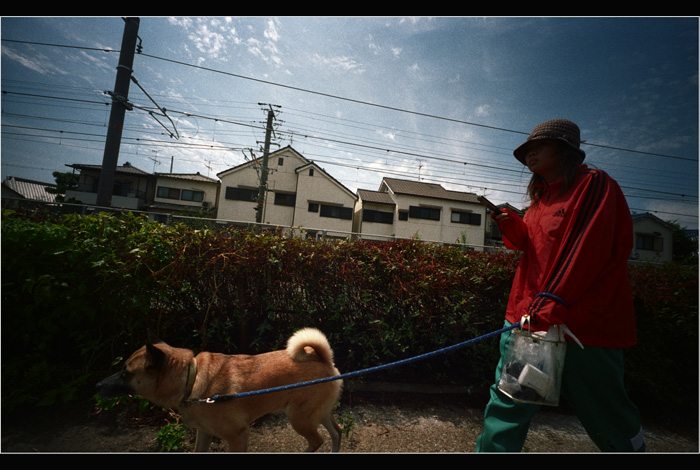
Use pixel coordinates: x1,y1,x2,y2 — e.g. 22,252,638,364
513,137,585,165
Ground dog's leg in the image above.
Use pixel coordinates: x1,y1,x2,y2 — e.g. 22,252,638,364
322,414,342,452
223,426,250,452
194,430,214,452
288,415,325,452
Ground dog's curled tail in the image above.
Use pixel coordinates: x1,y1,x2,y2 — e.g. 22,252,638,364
287,328,335,366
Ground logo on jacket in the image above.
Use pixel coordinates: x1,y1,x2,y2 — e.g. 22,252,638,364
553,208,566,217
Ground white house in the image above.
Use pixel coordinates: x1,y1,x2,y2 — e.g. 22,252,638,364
216,146,357,236
631,213,675,263
145,172,219,216
355,177,486,247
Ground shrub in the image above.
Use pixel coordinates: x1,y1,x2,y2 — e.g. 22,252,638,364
1,208,696,418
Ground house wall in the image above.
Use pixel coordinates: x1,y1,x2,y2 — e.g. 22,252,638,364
293,166,356,234
390,193,486,246
216,164,263,223
154,177,218,210
631,217,674,263
261,152,302,226
216,148,355,235
355,200,396,239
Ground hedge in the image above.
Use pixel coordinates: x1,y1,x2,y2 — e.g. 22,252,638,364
1,209,697,417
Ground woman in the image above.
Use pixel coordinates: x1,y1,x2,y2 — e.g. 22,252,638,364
476,119,646,452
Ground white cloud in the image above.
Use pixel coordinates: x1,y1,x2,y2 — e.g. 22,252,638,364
1,47,68,76
312,53,365,74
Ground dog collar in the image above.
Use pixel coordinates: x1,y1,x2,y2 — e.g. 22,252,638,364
182,357,198,403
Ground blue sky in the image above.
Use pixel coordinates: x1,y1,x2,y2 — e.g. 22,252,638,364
2,16,698,229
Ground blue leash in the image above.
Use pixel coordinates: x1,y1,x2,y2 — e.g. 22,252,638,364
187,322,520,404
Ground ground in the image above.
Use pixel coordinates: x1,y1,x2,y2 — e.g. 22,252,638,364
2,384,697,454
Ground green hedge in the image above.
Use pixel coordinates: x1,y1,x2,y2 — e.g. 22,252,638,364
1,209,697,416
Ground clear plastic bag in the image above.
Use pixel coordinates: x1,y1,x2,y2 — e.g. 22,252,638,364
498,318,579,406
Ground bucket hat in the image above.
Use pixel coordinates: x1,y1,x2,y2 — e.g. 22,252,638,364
513,119,586,164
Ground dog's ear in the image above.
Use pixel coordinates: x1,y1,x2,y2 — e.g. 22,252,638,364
145,342,167,370
146,329,162,344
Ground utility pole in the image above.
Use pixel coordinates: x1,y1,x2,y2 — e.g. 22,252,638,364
254,105,277,223
95,17,140,208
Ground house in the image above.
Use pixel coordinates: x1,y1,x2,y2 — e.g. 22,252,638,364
631,213,675,263
144,172,219,216
216,146,357,237
2,176,58,203
355,177,486,247
64,162,154,210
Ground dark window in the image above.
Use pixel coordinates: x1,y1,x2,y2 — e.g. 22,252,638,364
181,189,204,202
398,211,408,221
274,192,296,207
636,234,663,251
451,211,481,226
157,186,180,200
114,180,133,197
362,209,393,224
409,205,440,221
308,203,319,212
320,204,353,220
225,186,257,202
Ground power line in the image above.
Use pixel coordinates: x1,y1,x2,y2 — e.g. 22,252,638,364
2,37,697,224
2,38,694,162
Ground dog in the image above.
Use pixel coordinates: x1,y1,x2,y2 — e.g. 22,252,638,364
96,328,343,452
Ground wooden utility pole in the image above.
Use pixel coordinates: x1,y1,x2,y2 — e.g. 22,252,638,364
254,106,276,223
95,17,140,208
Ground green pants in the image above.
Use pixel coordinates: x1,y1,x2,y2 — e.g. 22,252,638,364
476,322,646,452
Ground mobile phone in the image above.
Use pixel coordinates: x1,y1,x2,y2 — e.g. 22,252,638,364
477,195,503,213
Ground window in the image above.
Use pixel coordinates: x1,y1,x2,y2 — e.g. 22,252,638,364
114,180,133,197
636,234,663,251
181,189,204,202
278,157,284,166
409,205,440,221
225,186,257,202
309,168,314,176
398,211,408,221
320,204,353,220
157,186,180,200
451,210,481,226
362,209,393,224
274,192,296,207
308,203,319,212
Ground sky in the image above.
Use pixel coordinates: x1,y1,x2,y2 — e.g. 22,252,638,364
1,16,698,229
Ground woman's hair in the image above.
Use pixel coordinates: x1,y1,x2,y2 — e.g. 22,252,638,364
526,140,584,204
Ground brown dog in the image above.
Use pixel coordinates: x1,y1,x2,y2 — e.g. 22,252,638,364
96,328,343,452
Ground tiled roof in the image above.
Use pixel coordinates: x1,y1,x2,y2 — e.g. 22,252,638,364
155,172,219,183
67,162,151,176
357,189,396,205
2,176,58,202
380,177,479,203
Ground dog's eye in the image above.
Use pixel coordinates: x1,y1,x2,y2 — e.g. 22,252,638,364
120,367,133,381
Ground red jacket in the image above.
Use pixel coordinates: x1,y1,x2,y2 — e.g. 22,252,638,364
497,165,637,348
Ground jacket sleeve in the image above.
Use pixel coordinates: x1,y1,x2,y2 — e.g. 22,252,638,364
495,209,529,250
528,170,633,330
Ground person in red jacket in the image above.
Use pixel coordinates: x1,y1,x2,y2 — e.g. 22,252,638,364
476,119,646,452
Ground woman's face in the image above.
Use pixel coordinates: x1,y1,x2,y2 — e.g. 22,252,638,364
524,140,563,182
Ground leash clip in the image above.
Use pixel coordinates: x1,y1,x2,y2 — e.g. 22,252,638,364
519,315,531,331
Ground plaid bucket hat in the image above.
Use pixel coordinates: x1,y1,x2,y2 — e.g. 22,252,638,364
513,119,586,164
